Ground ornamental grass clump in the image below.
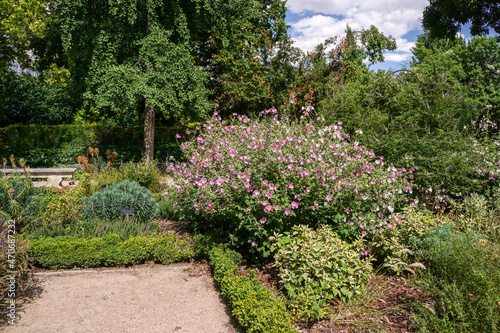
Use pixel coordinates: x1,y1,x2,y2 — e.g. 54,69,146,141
163,110,412,256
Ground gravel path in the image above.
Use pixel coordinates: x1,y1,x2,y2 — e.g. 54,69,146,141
2,263,242,333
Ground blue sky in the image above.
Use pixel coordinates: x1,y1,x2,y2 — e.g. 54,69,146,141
285,0,430,71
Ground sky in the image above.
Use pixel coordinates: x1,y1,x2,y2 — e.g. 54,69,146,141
285,0,430,71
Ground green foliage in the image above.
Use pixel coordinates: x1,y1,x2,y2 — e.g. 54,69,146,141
87,161,164,193
24,217,160,241
29,232,197,269
0,124,193,167
371,207,434,274
165,113,411,258
320,54,500,200
454,192,500,243
208,245,297,333
0,174,39,227
81,180,159,222
270,225,373,320
412,224,500,332
422,0,500,39
37,183,88,227
0,219,36,316
291,26,396,114
0,73,73,126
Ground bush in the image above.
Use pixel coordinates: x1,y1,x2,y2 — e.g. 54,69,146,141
455,192,500,243
208,245,297,333
0,219,36,317
412,224,500,332
319,68,500,203
163,112,411,257
270,225,373,319
371,207,434,274
0,174,39,228
37,183,88,228
29,232,198,269
81,180,159,222
86,161,164,193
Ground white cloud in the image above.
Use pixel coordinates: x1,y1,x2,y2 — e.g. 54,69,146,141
287,1,428,63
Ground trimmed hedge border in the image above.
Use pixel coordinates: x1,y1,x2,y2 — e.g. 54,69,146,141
208,245,297,333
28,232,202,269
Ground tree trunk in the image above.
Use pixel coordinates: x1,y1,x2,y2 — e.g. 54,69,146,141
143,103,155,163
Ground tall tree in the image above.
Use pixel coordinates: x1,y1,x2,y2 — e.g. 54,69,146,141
44,0,292,160
423,0,500,39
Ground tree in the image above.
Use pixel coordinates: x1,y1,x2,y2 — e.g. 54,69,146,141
291,25,396,115
412,33,500,124
41,0,292,160
423,0,500,39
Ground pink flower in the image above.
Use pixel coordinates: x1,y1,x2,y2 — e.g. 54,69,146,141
285,209,291,216
265,192,273,199
238,173,246,179
260,217,267,224
258,226,262,230
247,207,252,212
326,195,332,201
388,222,395,228
294,194,301,201
291,201,299,209
288,183,294,189
175,134,181,139
273,205,279,211
269,184,277,191
232,183,239,189
264,205,272,213
253,190,261,197
360,223,366,228
251,241,257,247
306,187,310,193
361,231,367,237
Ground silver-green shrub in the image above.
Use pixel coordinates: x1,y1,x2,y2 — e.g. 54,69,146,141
82,180,158,222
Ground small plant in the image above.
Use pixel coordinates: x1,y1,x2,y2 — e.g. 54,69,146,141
454,192,500,243
38,183,87,227
0,169,39,228
81,180,159,222
412,224,500,332
371,207,433,273
82,160,164,193
270,225,373,320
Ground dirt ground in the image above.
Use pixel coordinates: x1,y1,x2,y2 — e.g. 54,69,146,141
2,262,243,333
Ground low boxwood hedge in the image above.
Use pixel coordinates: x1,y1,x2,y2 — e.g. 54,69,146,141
28,232,201,269
208,245,297,333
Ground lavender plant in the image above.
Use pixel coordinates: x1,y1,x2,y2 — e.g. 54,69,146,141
162,110,412,256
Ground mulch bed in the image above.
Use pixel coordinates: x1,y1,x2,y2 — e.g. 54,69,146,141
238,262,431,333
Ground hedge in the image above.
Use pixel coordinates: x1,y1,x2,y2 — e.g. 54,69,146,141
28,232,203,269
0,124,200,166
208,245,297,333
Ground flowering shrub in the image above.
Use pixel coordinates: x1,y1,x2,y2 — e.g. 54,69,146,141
162,110,411,256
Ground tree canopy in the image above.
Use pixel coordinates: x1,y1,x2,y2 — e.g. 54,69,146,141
423,0,500,39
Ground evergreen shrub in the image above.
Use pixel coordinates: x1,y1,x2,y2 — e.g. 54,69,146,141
29,232,198,269
81,180,159,222
412,224,500,332
208,245,297,333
